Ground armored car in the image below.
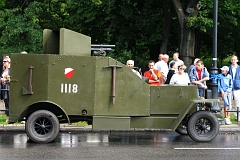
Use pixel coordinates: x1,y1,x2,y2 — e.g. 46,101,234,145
9,28,221,143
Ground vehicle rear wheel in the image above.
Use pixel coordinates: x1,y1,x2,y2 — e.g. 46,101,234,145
175,123,188,135
187,111,219,142
26,110,60,143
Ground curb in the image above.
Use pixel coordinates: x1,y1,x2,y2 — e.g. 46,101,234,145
219,124,240,132
0,124,240,132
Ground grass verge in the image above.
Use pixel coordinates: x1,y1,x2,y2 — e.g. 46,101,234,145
0,114,88,126
0,114,7,124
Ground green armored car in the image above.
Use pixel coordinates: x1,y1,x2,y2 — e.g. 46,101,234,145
9,28,221,143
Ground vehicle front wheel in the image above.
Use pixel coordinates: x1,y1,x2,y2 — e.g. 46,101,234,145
187,111,219,142
26,110,60,143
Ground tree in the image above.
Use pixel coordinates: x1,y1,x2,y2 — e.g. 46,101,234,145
160,0,172,54
0,2,42,54
171,0,202,66
66,0,164,68
186,0,240,67
0,0,240,69
0,0,69,54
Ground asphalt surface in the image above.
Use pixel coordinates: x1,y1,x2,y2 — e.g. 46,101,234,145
1,130,240,160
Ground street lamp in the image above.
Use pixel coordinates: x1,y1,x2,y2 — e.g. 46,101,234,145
209,0,219,99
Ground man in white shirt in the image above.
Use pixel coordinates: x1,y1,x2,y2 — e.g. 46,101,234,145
228,55,240,121
154,54,169,80
126,60,142,79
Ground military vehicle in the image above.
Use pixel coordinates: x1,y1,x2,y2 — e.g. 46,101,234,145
8,28,221,143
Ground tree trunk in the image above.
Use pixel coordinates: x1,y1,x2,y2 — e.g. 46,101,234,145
195,30,201,58
171,0,200,67
160,0,172,54
183,27,196,67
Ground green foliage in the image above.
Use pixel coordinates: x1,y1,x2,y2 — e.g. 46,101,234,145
186,1,214,32
0,114,7,124
0,0,6,8
0,2,42,54
186,0,213,32
71,121,88,126
185,0,240,59
217,1,240,58
38,0,69,30
187,16,213,33
0,0,239,68
65,0,162,68
0,114,88,125
108,50,133,64
201,56,232,71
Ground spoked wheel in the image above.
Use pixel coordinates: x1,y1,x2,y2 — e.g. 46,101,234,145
187,111,219,142
26,110,60,143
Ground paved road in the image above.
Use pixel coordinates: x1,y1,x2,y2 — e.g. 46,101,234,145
0,131,240,160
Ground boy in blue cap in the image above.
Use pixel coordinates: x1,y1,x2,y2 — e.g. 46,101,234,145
218,66,233,125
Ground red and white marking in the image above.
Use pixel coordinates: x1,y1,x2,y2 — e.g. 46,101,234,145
64,68,74,79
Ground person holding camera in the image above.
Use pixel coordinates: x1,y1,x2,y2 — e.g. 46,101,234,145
1,56,11,122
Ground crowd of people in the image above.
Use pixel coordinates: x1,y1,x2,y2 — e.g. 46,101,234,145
126,53,240,125
126,52,209,95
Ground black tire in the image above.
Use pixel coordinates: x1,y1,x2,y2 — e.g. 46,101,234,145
187,111,219,142
175,123,188,135
26,110,60,143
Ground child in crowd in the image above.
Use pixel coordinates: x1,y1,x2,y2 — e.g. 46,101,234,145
218,66,233,125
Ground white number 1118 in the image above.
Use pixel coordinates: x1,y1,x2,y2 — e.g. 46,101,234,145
61,83,78,93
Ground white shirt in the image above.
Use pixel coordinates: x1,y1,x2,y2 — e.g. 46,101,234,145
231,65,237,79
2,70,8,79
154,60,169,78
169,72,190,86
169,59,184,68
132,69,142,79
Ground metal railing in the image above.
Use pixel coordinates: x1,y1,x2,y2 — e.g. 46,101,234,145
226,107,240,122
0,88,9,112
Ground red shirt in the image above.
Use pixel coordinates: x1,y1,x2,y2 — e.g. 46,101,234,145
196,68,202,80
144,69,163,86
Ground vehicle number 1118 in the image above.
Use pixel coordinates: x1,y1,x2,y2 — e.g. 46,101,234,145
61,83,78,93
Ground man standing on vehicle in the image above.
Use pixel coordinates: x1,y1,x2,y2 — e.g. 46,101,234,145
228,55,240,121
